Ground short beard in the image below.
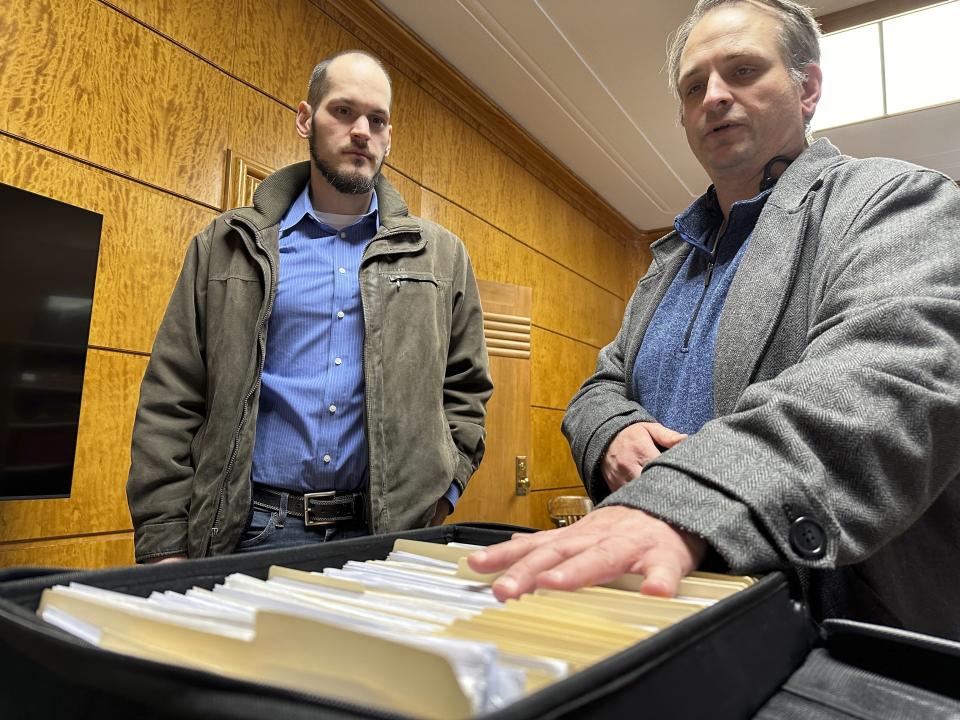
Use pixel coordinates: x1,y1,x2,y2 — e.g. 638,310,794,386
310,130,379,195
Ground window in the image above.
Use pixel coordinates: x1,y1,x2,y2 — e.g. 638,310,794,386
811,1,960,131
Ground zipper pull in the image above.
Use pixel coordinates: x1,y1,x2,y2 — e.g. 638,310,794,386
394,278,402,291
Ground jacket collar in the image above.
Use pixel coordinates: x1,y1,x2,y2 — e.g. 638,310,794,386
712,137,848,414
765,138,847,210
233,161,421,239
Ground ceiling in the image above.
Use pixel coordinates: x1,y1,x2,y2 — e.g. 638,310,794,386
376,0,960,230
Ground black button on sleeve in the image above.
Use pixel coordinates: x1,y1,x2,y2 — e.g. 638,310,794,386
789,516,827,560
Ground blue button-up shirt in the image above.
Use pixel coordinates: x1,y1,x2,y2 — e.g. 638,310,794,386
251,186,377,494
632,187,771,434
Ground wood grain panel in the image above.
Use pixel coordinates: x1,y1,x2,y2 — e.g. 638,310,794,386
0,0,87,142
386,74,427,183
527,487,589,531
1,0,233,208
0,532,134,569
0,349,147,543
531,408,582,491
103,0,240,70
381,166,422,217
227,86,305,181
549,197,631,304
233,0,353,108
420,191,624,348
0,135,216,355
531,328,599,411
417,97,627,298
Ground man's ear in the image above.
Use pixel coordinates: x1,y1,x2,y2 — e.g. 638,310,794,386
295,101,313,140
800,62,822,124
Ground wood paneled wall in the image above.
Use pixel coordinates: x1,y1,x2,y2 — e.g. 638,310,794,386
0,0,648,566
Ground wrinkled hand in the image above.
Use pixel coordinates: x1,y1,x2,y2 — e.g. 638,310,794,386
428,497,453,526
601,422,687,492
468,505,707,602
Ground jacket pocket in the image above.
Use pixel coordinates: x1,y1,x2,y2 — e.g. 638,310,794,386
378,271,449,350
384,271,440,292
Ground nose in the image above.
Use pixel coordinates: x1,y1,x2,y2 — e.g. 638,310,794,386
702,72,733,112
351,115,371,142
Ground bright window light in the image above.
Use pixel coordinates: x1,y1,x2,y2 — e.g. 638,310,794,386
811,24,884,131
812,0,960,131
883,2,960,113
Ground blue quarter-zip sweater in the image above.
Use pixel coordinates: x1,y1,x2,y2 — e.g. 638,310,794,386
632,186,771,435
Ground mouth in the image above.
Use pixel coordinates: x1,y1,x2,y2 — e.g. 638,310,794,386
343,150,371,161
707,122,741,137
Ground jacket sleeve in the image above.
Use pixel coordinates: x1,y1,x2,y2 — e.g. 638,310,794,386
603,169,960,574
126,227,210,562
444,241,494,492
562,276,659,502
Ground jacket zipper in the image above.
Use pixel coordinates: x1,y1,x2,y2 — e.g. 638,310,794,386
359,224,422,533
201,220,277,557
681,227,723,351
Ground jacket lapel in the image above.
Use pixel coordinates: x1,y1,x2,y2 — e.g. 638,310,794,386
713,139,844,415
713,203,807,415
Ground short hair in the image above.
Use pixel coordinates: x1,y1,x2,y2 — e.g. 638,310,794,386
666,0,821,99
306,50,393,109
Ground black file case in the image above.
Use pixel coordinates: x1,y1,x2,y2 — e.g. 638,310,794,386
0,524,844,720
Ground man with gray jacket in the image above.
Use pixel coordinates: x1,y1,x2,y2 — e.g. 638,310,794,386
127,51,492,562
470,0,960,639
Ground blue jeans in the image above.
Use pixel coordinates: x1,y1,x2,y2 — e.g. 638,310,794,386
235,491,368,553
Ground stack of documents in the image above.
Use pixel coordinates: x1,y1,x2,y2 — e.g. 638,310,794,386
37,539,753,719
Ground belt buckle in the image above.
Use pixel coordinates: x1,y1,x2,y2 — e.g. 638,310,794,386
303,490,338,526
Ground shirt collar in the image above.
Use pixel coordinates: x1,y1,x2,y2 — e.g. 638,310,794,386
279,184,380,237
674,184,773,255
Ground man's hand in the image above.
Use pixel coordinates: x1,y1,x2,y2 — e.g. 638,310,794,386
467,505,707,602
428,497,453,526
147,556,187,564
601,422,687,492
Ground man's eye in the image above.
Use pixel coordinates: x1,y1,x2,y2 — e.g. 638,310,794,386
370,116,386,128
335,106,351,116
685,83,703,97
735,67,756,77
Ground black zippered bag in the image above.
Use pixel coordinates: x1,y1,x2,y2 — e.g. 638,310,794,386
0,524,818,719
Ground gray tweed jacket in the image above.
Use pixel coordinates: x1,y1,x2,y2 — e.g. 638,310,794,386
563,139,960,639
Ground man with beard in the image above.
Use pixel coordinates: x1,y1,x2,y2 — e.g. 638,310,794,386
470,0,960,639
127,51,492,562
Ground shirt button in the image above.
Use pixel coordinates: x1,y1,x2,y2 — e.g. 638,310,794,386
334,357,342,365
789,517,827,560
329,404,337,414
339,232,347,239
339,267,346,274
337,311,345,319
323,454,331,463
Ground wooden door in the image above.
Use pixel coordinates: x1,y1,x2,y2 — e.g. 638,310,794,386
448,279,532,527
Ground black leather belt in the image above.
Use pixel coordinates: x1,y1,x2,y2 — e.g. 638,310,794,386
252,485,366,527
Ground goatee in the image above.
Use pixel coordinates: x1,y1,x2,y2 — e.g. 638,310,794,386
310,130,379,195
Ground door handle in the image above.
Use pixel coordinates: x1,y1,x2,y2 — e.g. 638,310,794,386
515,456,530,496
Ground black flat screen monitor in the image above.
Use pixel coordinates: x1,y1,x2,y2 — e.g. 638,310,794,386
0,183,102,499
